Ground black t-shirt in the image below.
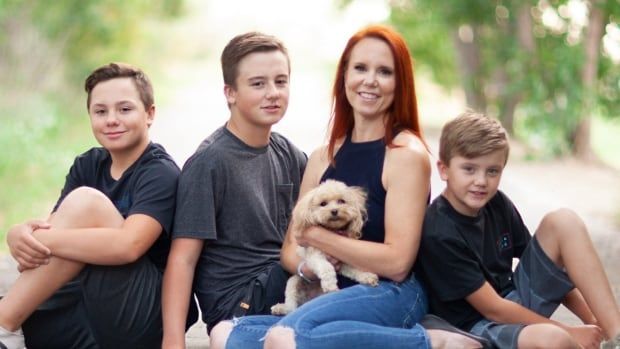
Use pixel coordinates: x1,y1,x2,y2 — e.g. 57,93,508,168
54,142,180,271
415,191,530,331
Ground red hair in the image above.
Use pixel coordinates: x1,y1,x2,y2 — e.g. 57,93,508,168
327,24,425,162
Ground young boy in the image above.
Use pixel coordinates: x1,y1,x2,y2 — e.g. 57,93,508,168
161,32,306,347
0,63,183,349
416,112,620,349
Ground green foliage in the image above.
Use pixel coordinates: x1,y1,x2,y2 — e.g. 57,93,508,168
0,0,184,248
389,0,619,158
0,101,96,247
391,3,459,88
2,0,183,84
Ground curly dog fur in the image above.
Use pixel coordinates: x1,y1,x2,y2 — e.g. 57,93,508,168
271,180,379,315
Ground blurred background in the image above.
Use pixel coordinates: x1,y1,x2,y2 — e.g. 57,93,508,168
1,0,619,248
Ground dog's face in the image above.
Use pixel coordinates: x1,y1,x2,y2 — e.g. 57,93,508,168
293,180,367,239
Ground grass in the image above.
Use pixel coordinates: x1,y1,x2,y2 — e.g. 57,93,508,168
0,101,95,251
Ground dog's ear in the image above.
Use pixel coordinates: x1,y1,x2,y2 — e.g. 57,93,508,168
291,187,315,234
348,186,368,237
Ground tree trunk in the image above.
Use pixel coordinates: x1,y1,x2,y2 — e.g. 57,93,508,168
496,4,537,134
452,26,486,113
573,2,605,161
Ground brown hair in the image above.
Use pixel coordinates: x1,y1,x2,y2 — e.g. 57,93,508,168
221,32,290,88
84,62,153,110
439,111,510,165
327,24,424,162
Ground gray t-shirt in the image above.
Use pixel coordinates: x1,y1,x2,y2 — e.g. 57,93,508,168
173,126,306,326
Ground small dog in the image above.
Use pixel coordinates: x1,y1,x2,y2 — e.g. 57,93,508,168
271,179,379,315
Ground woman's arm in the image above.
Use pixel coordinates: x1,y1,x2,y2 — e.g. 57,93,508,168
293,134,431,282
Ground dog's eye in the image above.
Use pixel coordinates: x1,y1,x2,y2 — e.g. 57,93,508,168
319,201,327,207
337,199,346,204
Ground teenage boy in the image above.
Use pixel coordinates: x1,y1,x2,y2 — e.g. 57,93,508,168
161,32,306,347
416,112,620,349
0,62,184,349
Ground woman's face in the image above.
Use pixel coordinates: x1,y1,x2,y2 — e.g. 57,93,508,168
344,37,396,122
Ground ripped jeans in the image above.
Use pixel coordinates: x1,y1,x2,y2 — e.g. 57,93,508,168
225,275,430,349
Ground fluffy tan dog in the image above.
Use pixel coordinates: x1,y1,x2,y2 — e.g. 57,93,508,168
271,179,379,315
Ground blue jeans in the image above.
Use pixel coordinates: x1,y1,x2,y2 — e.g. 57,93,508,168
225,275,430,349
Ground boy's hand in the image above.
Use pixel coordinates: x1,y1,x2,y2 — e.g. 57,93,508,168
566,324,604,349
7,220,52,271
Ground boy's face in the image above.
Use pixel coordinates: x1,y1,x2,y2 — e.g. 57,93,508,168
225,50,289,129
88,77,154,155
438,149,506,216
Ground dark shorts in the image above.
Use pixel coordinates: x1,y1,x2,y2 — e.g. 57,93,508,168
469,236,574,349
23,256,198,349
206,263,290,333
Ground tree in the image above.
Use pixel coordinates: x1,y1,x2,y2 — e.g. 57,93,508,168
390,0,620,160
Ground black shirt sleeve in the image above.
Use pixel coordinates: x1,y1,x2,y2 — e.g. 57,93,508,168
129,159,179,237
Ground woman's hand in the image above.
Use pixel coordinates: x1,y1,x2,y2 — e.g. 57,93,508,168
296,225,322,247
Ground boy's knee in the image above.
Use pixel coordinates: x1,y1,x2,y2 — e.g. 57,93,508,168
519,324,576,349
58,187,108,212
55,186,121,227
264,325,295,349
538,208,585,237
210,320,234,349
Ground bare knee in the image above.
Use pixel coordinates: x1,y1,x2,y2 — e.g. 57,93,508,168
538,208,585,238
518,324,578,349
535,208,589,255
54,186,122,228
210,320,234,349
264,325,295,349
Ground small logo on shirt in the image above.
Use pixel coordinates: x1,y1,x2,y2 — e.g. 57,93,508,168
114,194,132,216
497,233,512,252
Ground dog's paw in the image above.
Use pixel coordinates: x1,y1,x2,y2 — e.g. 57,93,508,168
320,279,339,293
271,303,293,315
359,272,379,286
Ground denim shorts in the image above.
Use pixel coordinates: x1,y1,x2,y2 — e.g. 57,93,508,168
469,236,574,349
225,275,431,349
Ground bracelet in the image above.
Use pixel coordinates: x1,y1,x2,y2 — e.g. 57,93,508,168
297,261,313,283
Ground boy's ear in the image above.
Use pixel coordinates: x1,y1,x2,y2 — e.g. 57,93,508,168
146,105,155,127
437,159,449,181
224,85,236,106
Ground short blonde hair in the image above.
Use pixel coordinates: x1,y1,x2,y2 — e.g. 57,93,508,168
439,111,509,165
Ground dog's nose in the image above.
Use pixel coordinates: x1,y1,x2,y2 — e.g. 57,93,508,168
331,209,338,216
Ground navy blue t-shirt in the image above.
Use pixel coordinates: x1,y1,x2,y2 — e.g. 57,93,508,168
41,142,179,310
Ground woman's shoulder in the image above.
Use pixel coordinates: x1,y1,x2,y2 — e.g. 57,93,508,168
388,131,429,163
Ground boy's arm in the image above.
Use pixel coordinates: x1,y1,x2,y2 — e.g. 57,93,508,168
162,237,204,349
31,213,162,265
467,282,602,346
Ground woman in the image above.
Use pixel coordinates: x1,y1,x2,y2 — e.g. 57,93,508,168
209,24,483,349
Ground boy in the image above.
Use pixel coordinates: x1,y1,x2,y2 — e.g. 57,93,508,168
161,32,306,347
0,63,183,348
416,112,620,349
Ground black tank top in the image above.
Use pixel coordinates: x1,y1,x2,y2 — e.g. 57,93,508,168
321,135,386,245
321,135,387,287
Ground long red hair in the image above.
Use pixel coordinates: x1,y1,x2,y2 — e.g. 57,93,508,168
327,24,425,162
